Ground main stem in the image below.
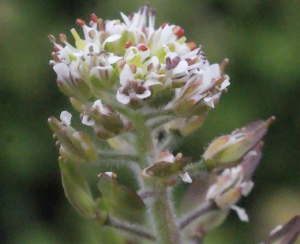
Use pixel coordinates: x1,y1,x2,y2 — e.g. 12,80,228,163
149,180,181,244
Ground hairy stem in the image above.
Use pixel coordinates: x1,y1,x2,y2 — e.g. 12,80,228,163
149,180,181,244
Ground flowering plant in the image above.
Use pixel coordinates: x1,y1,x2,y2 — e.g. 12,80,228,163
48,3,299,243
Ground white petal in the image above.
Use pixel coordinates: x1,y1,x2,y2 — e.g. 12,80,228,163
179,172,192,183
116,91,130,104
204,96,214,108
158,153,174,163
82,115,94,126
60,111,72,126
173,60,188,77
269,225,283,235
53,63,70,80
241,181,254,196
230,205,249,222
102,34,121,47
98,172,113,178
120,12,131,26
108,56,123,64
144,79,162,86
136,90,151,99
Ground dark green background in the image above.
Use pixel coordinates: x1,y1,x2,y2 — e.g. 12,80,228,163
1,0,299,243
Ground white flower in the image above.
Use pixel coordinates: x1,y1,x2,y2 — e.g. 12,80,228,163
60,111,72,126
206,165,254,222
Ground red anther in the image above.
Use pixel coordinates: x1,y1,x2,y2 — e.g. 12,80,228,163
90,13,98,23
59,34,67,43
173,26,185,37
138,44,148,52
124,41,132,49
187,42,197,51
76,19,85,26
161,22,169,29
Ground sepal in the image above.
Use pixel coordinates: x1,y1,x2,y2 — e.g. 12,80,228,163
59,157,107,223
97,172,146,223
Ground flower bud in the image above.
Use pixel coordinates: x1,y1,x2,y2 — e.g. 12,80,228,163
203,116,275,169
82,100,132,139
48,111,98,163
142,152,192,186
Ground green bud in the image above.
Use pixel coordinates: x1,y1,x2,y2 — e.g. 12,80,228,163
203,116,275,169
48,112,98,163
142,152,192,186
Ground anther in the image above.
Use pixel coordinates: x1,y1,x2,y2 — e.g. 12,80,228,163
90,13,98,23
76,19,85,26
138,44,148,52
124,41,132,49
130,64,137,74
187,42,196,51
172,26,184,38
52,52,60,62
97,18,104,31
48,35,56,43
89,30,96,39
59,34,67,43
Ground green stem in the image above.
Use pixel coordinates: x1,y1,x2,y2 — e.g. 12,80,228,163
149,180,181,244
105,216,156,241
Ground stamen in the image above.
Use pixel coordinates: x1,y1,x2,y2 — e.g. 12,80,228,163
172,26,185,38
59,34,67,43
97,18,104,31
130,65,137,74
89,30,96,39
76,18,85,26
138,44,148,52
52,52,60,62
48,35,56,43
90,13,98,23
187,42,196,51
124,41,132,49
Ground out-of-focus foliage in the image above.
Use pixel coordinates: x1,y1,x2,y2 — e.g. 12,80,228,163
0,0,299,243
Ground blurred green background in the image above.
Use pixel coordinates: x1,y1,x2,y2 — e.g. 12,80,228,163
1,0,299,243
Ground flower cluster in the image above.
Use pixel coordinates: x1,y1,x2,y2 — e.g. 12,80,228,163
47,4,281,244
49,3,229,126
